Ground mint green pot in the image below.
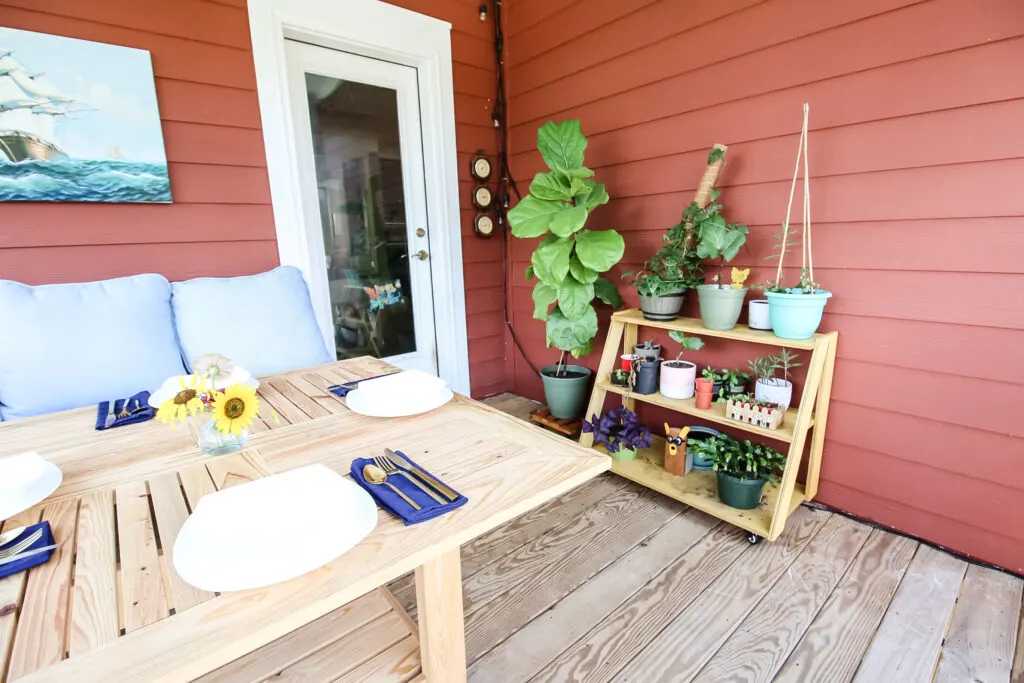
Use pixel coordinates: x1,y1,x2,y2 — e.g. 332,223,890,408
766,289,832,339
697,285,748,331
610,447,638,461
540,364,592,420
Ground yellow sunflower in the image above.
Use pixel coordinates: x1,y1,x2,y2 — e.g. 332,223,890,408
211,383,260,436
157,374,208,425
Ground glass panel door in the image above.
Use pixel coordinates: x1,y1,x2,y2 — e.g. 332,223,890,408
285,42,436,374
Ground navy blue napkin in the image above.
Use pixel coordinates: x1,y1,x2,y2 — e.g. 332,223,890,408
350,451,467,525
95,391,155,430
328,372,398,398
0,521,56,579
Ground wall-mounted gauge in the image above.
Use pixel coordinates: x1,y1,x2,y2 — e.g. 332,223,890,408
472,185,493,209
474,213,495,238
470,154,492,181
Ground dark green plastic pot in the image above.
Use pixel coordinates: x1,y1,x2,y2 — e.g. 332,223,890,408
716,471,767,510
540,364,592,419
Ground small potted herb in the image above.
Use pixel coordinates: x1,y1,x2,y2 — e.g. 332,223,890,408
689,433,787,509
633,339,661,362
582,406,653,461
722,369,751,395
701,367,726,398
763,104,832,339
749,348,801,410
659,332,704,400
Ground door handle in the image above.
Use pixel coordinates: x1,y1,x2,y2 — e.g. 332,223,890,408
414,249,429,261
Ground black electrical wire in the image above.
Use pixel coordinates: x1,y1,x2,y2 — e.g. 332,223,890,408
489,0,539,378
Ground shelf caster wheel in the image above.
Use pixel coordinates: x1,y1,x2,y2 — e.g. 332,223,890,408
747,533,763,545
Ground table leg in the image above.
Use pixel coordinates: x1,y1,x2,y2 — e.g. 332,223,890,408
415,547,467,682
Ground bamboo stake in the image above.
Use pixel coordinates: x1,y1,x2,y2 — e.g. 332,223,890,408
802,103,813,283
777,124,805,285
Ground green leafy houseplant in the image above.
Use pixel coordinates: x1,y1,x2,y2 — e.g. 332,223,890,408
688,433,787,509
509,120,624,372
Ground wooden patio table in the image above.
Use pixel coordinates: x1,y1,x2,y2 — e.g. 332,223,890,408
0,358,608,683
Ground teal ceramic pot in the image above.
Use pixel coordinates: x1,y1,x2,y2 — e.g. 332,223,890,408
765,289,833,339
540,364,592,419
610,447,638,461
697,285,747,331
716,471,767,509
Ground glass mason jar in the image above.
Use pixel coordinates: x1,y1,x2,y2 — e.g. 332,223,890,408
193,413,248,456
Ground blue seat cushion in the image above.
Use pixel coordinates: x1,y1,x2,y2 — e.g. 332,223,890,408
0,275,187,420
171,266,332,377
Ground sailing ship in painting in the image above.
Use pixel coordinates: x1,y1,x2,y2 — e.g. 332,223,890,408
0,49,74,162
0,27,171,203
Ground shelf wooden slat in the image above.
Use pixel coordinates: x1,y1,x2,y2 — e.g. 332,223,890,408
611,309,820,350
600,437,805,539
597,378,811,443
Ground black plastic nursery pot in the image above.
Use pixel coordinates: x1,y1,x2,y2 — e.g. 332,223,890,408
716,471,767,510
633,360,660,395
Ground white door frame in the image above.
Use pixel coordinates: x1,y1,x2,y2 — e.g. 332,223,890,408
248,0,471,395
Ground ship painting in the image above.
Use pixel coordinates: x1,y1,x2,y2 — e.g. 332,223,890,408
0,27,171,203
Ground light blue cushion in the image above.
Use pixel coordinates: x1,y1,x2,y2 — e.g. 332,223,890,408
0,275,187,420
171,266,332,377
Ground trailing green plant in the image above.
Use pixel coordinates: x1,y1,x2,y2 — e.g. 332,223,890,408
509,120,625,373
687,433,786,482
701,367,725,382
722,368,750,387
667,331,704,361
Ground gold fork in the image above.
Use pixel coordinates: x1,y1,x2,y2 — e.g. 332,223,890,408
0,529,43,560
117,395,135,418
374,455,445,505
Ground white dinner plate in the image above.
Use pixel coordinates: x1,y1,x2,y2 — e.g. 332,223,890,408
345,386,454,418
0,453,63,521
173,464,377,592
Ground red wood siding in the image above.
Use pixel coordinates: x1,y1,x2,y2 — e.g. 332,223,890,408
0,0,506,397
505,0,1024,570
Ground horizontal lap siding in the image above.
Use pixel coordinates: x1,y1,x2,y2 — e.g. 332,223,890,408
506,0,1024,569
0,0,505,397
0,1,277,284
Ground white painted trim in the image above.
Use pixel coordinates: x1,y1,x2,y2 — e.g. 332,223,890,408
248,0,471,395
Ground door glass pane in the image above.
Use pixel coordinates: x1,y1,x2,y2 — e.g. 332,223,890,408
304,73,417,360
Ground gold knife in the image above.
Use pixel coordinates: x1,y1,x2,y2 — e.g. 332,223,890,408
385,448,458,502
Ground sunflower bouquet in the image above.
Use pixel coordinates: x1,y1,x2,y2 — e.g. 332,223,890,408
152,354,270,451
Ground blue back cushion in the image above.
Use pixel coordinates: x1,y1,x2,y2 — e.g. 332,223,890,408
171,266,332,377
0,275,187,420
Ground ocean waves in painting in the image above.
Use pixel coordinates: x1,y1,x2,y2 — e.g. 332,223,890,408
0,159,171,203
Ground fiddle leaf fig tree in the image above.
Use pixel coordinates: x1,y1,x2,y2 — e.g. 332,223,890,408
509,120,624,368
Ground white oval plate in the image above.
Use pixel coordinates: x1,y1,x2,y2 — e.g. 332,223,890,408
345,387,454,418
0,456,63,521
172,464,377,592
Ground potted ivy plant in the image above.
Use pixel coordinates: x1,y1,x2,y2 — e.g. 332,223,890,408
509,120,624,419
689,433,787,509
749,348,801,410
659,331,704,400
582,406,653,461
624,213,704,321
764,103,832,339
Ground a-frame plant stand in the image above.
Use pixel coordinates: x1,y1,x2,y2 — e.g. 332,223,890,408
579,309,838,543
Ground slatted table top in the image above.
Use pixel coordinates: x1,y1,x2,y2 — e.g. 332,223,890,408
0,359,608,683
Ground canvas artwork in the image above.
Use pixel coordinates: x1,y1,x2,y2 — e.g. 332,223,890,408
0,26,171,202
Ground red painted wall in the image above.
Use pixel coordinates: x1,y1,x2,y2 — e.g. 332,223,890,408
0,0,506,397
505,0,1024,570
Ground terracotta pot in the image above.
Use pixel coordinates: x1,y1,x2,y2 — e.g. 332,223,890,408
695,391,713,410
694,378,714,393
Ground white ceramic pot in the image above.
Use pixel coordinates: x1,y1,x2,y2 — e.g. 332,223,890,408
748,299,771,331
660,360,697,400
755,378,793,410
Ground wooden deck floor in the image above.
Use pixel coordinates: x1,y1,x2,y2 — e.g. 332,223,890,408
385,394,1024,683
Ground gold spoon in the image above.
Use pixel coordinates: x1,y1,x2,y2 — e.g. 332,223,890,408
362,464,420,511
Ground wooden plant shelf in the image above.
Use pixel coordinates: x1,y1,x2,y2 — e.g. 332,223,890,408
580,309,838,542
603,436,805,539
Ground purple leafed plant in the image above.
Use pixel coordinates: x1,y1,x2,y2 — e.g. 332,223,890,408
582,406,653,454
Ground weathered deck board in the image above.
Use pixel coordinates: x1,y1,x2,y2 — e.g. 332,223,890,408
935,563,1023,683
853,545,967,681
